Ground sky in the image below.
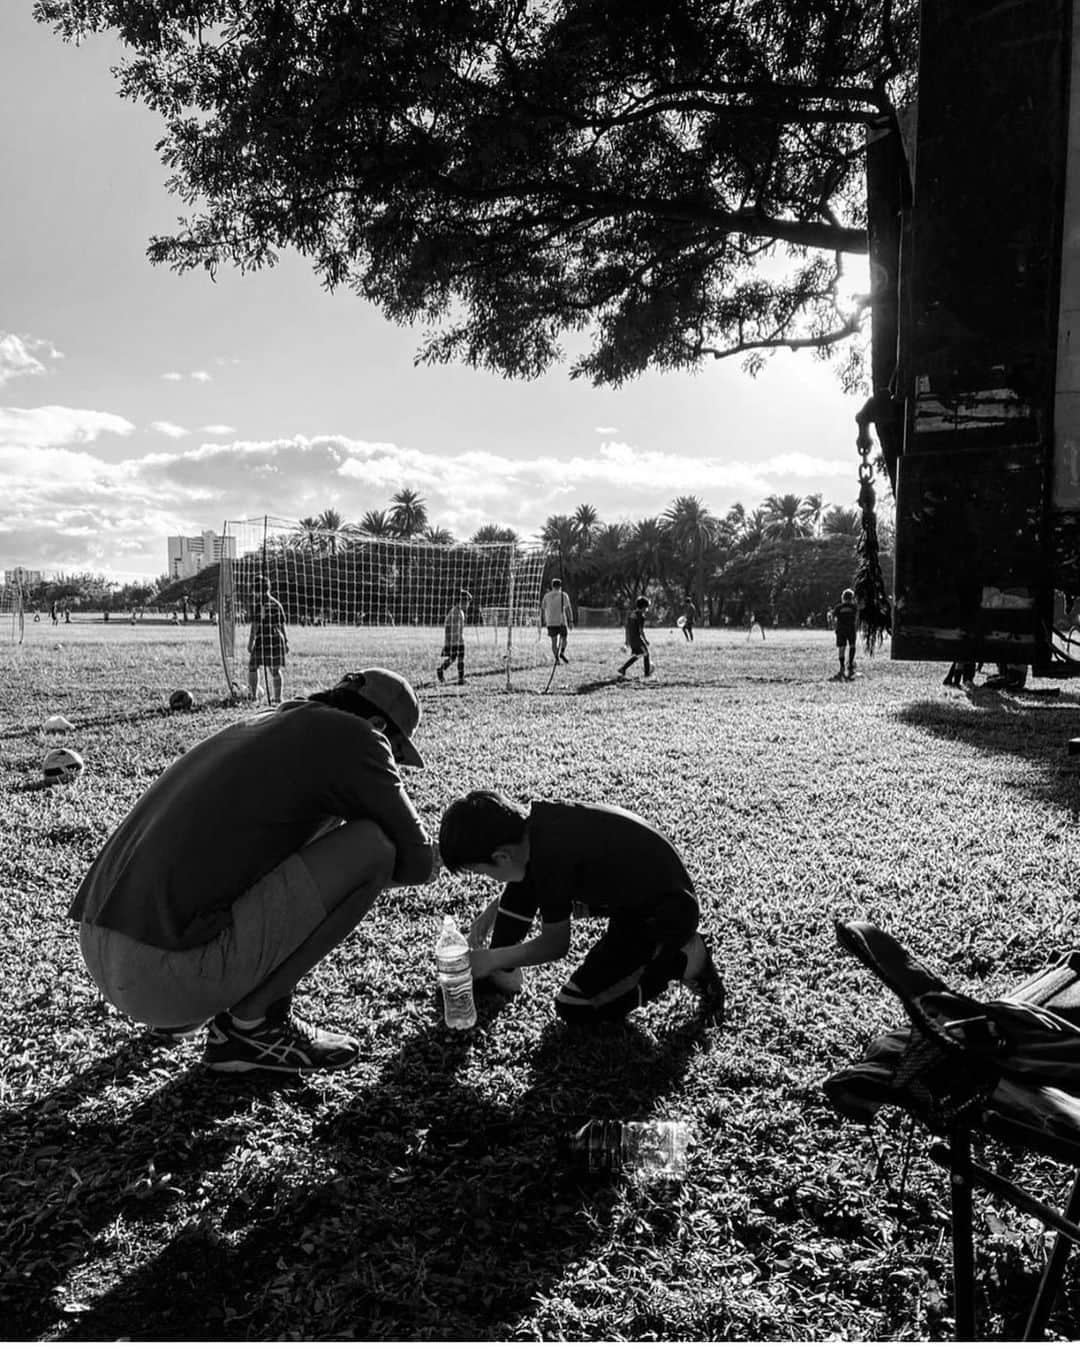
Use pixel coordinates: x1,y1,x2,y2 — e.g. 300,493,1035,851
2,7,872,582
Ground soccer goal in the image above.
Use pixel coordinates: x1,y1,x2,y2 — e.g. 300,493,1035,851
0,582,25,645
217,517,550,693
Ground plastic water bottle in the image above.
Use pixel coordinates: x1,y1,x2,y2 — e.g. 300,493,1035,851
436,915,476,1030
564,1118,690,1181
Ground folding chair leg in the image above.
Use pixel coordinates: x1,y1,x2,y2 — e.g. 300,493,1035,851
1023,1171,1080,1341
949,1126,977,1341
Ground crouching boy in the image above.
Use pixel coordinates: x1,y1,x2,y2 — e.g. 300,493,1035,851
438,791,724,1025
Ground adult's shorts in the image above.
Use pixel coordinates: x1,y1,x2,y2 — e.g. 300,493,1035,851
78,853,327,1027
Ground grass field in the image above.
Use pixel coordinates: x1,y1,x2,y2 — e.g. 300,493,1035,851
4,622,1080,1339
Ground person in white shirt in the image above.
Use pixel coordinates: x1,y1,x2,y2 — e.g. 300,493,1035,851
539,578,574,664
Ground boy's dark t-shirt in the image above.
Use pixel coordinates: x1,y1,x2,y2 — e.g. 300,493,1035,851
501,800,695,925
626,610,647,652
833,599,857,640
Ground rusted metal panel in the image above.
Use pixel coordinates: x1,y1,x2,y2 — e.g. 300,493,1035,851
892,0,1070,662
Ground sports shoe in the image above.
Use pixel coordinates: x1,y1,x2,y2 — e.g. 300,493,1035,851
682,934,725,1027
150,1018,210,1043
436,667,444,683
202,1011,360,1075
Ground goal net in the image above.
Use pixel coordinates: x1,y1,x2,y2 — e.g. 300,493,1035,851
217,517,550,693
0,583,25,645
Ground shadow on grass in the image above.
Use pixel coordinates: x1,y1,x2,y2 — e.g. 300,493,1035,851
0,703,237,743
45,998,706,1340
896,693,1080,812
0,1027,274,1338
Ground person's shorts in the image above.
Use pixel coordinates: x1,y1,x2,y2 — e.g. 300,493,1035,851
78,853,327,1028
565,891,699,1007
441,643,466,659
835,630,856,648
546,625,568,638
249,639,287,667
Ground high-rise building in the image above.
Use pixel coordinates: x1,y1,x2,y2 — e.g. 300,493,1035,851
4,567,43,586
167,530,236,580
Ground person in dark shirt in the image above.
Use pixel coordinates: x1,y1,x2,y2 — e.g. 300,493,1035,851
71,669,436,1076
681,595,697,642
831,588,858,680
248,575,289,704
438,791,724,1025
618,596,652,680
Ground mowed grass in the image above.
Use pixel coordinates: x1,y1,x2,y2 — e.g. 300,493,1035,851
4,620,1080,1340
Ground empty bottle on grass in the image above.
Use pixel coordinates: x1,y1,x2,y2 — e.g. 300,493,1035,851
564,1118,690,1181
436,915,476,1030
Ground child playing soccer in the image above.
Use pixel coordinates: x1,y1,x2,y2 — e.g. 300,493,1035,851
831,587,858,681
618,596,652,679
437,589,470,686
438,790,725,1025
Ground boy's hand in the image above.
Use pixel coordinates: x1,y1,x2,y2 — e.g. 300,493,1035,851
469,947,499,979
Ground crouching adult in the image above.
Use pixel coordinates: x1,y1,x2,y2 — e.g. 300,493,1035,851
70,669,436,1076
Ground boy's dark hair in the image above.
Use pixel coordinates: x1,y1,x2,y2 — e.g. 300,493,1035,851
551,577,562,588
635,596,649,610
439,790,529,872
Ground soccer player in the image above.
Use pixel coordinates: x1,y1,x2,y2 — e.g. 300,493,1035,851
539,577,574,664
436,589,470,685
248,575,289,704
439,790,724,1025
831,587,858,681
70,669,437,1075
618,596,652,679
681,595,697,642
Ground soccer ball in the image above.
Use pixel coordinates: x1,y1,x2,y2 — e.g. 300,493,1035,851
42,747,84,785
169,688,194,712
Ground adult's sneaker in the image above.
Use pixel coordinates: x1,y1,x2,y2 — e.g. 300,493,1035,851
202,1011,360,1075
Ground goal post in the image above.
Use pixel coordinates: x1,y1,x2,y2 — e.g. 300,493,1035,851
218,517,550,693
0,582,25,645
576,605,622,627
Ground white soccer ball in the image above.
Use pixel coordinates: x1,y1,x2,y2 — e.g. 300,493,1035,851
43,714,75,733
42,747,84,785
169,688,194,712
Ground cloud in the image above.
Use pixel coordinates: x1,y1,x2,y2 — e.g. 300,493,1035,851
151,421,190,439
200,424,236,436
161,371,183,382
0,420,859,579
594,425,618,435
190,370,212,383
0,334,63,387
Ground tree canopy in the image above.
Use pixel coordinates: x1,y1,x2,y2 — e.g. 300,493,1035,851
36,0,917,385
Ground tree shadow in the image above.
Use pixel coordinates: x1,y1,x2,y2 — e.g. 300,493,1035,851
67,999,706,1339
894,693,1080,812
0,1020,305,1338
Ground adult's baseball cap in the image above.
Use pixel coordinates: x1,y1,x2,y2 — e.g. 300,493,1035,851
336,668,425,768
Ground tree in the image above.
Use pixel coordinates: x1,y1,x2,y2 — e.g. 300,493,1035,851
357,509,394,537
572,503,601,551
389,488,429,539
315,507,347,555
541,515,581,581
36,1,918,386
421,525,455,546
822,504,861,537
763,493,816,542
663,494,717,620
291,515,323,553
471,523,519,545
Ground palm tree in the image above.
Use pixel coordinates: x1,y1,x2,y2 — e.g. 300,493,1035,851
802,493,824,536
471,523,520,545
740,508,769,553
422,525,455,546
291,515,323,553
762,493,816,542
358,508,394,537
389,488,428,539
572,503,600,551
315,507,347,556
822,505,861,537
663,494,716,619
540,514,581,584
628,517,669,599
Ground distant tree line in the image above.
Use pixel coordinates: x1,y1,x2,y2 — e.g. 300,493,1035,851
6,487,892,629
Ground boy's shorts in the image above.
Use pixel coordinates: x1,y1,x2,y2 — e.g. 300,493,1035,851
78,853,327,1028
565,890,698,1010
835,631,855,648
546,625,568,638
441,643,466,659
